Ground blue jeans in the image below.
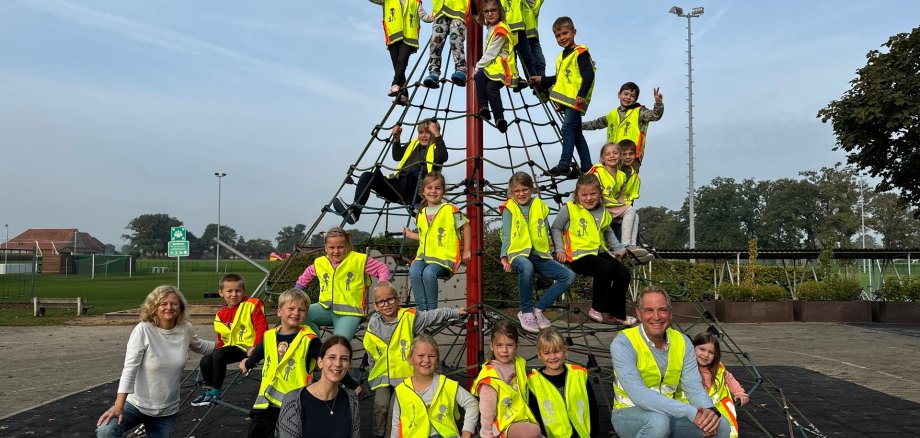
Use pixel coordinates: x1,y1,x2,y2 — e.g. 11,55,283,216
409,261,450,310
530,36,546,77
96,401,176,438
512,254,575,312
560,107,592,170
307,303,362,339
611,407,731,438
514,30,537,77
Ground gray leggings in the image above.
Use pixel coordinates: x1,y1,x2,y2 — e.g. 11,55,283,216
429,16,466,74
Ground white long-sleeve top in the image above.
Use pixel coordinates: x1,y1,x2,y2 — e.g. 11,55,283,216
118,321,214,416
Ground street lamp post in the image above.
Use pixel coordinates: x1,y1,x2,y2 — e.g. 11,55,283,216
215,172,227,273
669,6,704,249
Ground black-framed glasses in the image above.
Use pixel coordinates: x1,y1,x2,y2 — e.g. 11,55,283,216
374,296,398,307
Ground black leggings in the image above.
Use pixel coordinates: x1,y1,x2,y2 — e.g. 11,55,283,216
568,252,631,319
388,41,415,87
200,345,248,389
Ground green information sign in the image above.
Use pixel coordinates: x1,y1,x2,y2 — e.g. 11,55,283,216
170,226,187,241
167,241,190,257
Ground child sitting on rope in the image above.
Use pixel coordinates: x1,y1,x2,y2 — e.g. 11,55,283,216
364,282,465,438
472,0,517,134
422,0,470,89
529,16,596,177
583,82,664,171
192,273,268,407
294,227,391,339
239,289,360,438
403,172,471,311
550,175,634,326
500,172,575,333
333,119,447,225
369,0,434,105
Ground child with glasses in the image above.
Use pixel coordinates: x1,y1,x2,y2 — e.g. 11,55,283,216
363,282,466,438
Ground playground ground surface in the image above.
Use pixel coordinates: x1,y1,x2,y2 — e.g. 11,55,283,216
1,318,918,437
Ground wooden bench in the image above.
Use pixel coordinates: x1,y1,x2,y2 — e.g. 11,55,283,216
33,297,94,316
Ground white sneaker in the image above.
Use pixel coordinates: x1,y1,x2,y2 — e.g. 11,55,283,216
533,308,552,329
517,311,541,333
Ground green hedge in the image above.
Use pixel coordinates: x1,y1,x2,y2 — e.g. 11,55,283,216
717,283,789,302
797,278,863,301
878,278,920,302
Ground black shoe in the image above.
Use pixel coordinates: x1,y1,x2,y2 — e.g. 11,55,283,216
496,119,508,133
547,164,571,176
344,209,358,225
512,78,529,93
478,107,491,121
395,93,409,106
332,197,349,215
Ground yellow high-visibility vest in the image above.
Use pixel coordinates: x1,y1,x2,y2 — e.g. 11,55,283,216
562,202,611,261
415,204,462,272
253,326,317,409
394,138,438,177
676,363,739,438
382,0,422,47
213,297,261,352
527,364,591,438
395,374,462,438
621,169,641,205
522,0,543,39
314,252,370,317
472,357,535,434
432,0,469,20
549,45,595,114
605,107,648,159
612,326,685,409
588,165,627,208
364,308,417,389
502,0,525,31
501,197,551,262
483,22,518,87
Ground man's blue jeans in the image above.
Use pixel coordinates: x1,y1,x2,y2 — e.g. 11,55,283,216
409,261,450,311
560,106,592,170
96,401,177,438
612,407,731,438
511,254,575,312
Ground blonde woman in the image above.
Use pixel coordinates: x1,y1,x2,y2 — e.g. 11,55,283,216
96,286,214,438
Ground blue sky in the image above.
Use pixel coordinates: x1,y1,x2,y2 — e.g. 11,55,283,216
1,0,918,247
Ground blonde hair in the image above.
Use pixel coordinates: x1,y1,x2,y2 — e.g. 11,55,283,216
140,285,188,327
506,172,536,199
373,281,398,299
323,226,354,254
536,327,566,354
599,142,622,162
277,288,310,310
409,334,441,362
418,172,447,209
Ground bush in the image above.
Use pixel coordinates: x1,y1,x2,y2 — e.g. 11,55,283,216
797,278,863,301
718,283,788,302
878,278,920,302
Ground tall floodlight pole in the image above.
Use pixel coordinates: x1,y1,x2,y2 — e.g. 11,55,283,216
670,6,703,249
465,0,485,382
4,224,8,265
215,172,227,273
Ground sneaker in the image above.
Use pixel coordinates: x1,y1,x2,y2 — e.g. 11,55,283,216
387,84,400,97
533,308,552,329
512,78,529,93
344,208,359,225
478,107,491,121
496,119,508,133
587,307,604,323
547,164,571,176
450,71,466,87
626,247,655,266
422,74,440,89
331,197,349,216
395,92,409,106
517,311,541,334
609,315,638,326
191,392,215,407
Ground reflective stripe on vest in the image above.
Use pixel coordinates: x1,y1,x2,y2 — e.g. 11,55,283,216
522,0,542,38
432,0,468,20
472,357,535,434
314,252,370,317
500,197,551,262
549,45,595,114
253,326,317,409
393,138,437,177
711,364,739,438
396,374,461,438
382,0,422,47
483,22,518,86
364,308,417,389
612,327,685,410
415,204,462,272
588,165,627,208
213,297,261,351
502,0,525,31
527,364,591,438
605,107,648,158
562,202,611,262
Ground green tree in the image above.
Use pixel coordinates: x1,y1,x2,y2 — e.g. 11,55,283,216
200,224,239,251
868,192,920,247
275,224,307,251
122,213,183,257
818,26,920,215
243,238,275,258
685,177,762,248
801,165,864,247
758,178,818,248
635,206,687,248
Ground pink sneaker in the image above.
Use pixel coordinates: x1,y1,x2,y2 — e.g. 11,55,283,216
517,311,541,333
533,308,552,329
587,308,604,323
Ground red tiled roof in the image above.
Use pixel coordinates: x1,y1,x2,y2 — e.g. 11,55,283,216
2,229,105,254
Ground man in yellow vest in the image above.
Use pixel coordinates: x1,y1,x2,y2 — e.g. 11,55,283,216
583,82,664,171
332,119,448,224
610,286,730,438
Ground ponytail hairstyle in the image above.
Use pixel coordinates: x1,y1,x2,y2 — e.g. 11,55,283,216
572,174,603,206
599,141,622,164
323,226,354,254
488,320,520,361
418,171,447,209
506,172,536,199
409,334,441,363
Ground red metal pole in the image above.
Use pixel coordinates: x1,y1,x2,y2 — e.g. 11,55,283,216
465,1,485,377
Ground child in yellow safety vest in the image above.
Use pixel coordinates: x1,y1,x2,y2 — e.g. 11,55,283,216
550,175,634,326
689,333,749,438
500,172,575,334
404,172,471,310
582,82,664,171
472,0,517,134
193,273,268,407
618,140,641,207
369,0,434,104
527,328,598,438
365,282,466,438
472,321,541,438
240,289,359,438
294,226,392,339
391,334,479,438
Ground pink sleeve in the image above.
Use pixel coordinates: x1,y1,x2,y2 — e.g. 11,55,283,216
724,370,747,397
295,265,317,288
478,384,497,438
365,256,392,282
